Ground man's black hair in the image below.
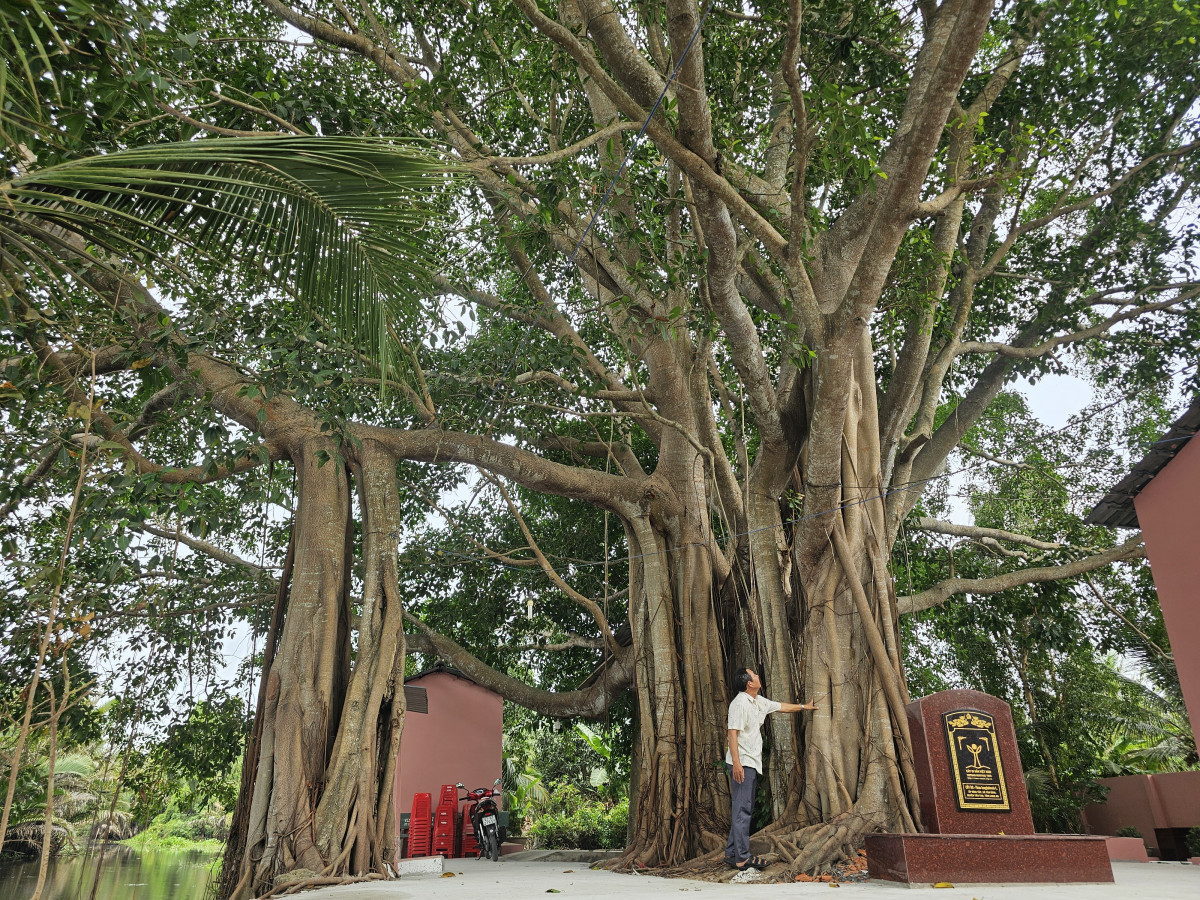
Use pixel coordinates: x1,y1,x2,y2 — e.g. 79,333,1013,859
733,667,753,694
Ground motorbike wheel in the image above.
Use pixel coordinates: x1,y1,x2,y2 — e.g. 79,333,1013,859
484,823,500,862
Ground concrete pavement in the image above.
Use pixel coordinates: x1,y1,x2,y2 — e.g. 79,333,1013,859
299,858,1200,900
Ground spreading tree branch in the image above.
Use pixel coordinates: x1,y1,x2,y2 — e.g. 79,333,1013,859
487,474,618,651
909,517,1077,552
898,535,1145,614
404,611,632,718
955,292,1198,359
135,522,272,573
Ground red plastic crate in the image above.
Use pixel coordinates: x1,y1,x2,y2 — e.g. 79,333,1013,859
431,784,459,857
432,804,457,856
407,792,432,858
459,805,478,857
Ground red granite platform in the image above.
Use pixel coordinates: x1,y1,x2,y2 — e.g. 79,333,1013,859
865,833,1114,884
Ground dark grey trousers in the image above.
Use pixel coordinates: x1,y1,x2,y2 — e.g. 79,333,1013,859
724,764,757,862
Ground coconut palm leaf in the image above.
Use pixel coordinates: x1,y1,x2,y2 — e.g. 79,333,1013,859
51,752,96,779
90,808,133,841
3,135,452,375
8,817,78,854
1023,766,1055,798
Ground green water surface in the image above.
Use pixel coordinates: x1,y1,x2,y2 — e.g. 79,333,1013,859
0,846,216,900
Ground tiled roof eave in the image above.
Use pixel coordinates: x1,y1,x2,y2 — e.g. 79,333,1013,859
1085,397,1200,528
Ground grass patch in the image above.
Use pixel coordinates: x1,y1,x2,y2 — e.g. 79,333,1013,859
120,812,228,854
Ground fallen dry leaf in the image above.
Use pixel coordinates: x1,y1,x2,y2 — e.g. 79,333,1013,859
441,872,456,878
933,882,955,889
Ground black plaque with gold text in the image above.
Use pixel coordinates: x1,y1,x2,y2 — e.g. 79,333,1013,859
942,709,1011,812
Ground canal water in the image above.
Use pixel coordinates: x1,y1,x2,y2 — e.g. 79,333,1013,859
0,845,217,900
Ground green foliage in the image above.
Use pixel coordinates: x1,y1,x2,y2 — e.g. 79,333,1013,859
1115,826,1141,839
519,718,628,804
1,4,452,859
0,0,156,164
1099,663,1196,777
121,806,229,852
501,709,630,838
155,694,247,812
1186,827,1200,858
0,732,136,856
5,135,451,382
500,766,546,837
123,692,246,824
0,684,244,861
525,784,627,851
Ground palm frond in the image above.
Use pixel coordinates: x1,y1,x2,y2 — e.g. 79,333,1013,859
3,135,453,374
52,752,96,778
90,809,134,840
1023,767,1055,798
7,817,79,854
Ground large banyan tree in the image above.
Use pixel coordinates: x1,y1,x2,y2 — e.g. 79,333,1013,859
4,0,1198,893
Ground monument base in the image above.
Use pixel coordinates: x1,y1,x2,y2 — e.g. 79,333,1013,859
865,833,1114,884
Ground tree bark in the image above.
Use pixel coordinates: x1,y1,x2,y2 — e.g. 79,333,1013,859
229,439,352,898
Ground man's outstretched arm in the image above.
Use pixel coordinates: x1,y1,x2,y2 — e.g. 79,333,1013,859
775,700,818,713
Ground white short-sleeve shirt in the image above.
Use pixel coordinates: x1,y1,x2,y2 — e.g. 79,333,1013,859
724,692,781,774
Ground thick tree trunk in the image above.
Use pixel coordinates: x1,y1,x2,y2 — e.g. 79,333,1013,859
228,440,352,899
620,514,729,866
313,441,408,875
784,334,921,873
223,439,408,899
617,330,921,879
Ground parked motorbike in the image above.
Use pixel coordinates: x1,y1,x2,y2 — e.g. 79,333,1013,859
457,779,502,861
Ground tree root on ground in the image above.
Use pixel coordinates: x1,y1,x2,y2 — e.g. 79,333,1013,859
255,872,384,899
612,812,878,884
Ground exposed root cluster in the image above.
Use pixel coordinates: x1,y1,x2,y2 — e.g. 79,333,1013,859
256,872,385,899
794,849,870,884
615,810,881,885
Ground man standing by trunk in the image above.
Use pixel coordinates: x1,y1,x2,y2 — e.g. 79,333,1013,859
725,667,816,870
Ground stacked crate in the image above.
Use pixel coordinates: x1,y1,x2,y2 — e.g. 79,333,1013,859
459,805,479,858
431,784,458,857
406,792,433,857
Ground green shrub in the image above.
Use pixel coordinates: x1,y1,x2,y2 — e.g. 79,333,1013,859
1115,826,1141,839
122,809,229,851
597,798,628,848
527,785,627,850
1186,827,1200,858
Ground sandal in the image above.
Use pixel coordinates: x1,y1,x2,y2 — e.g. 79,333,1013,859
729,855,770,870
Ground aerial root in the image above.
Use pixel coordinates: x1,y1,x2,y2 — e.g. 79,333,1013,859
765,831,797,864
607,810,882,884
778,813,872,881
255,872,384,899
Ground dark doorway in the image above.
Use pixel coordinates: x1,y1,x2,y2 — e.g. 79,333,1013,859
1153,828,1193,861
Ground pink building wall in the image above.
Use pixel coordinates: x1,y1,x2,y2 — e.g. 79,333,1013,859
1082,772,1200,855
1132,430,1200,744
392,670,503,838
